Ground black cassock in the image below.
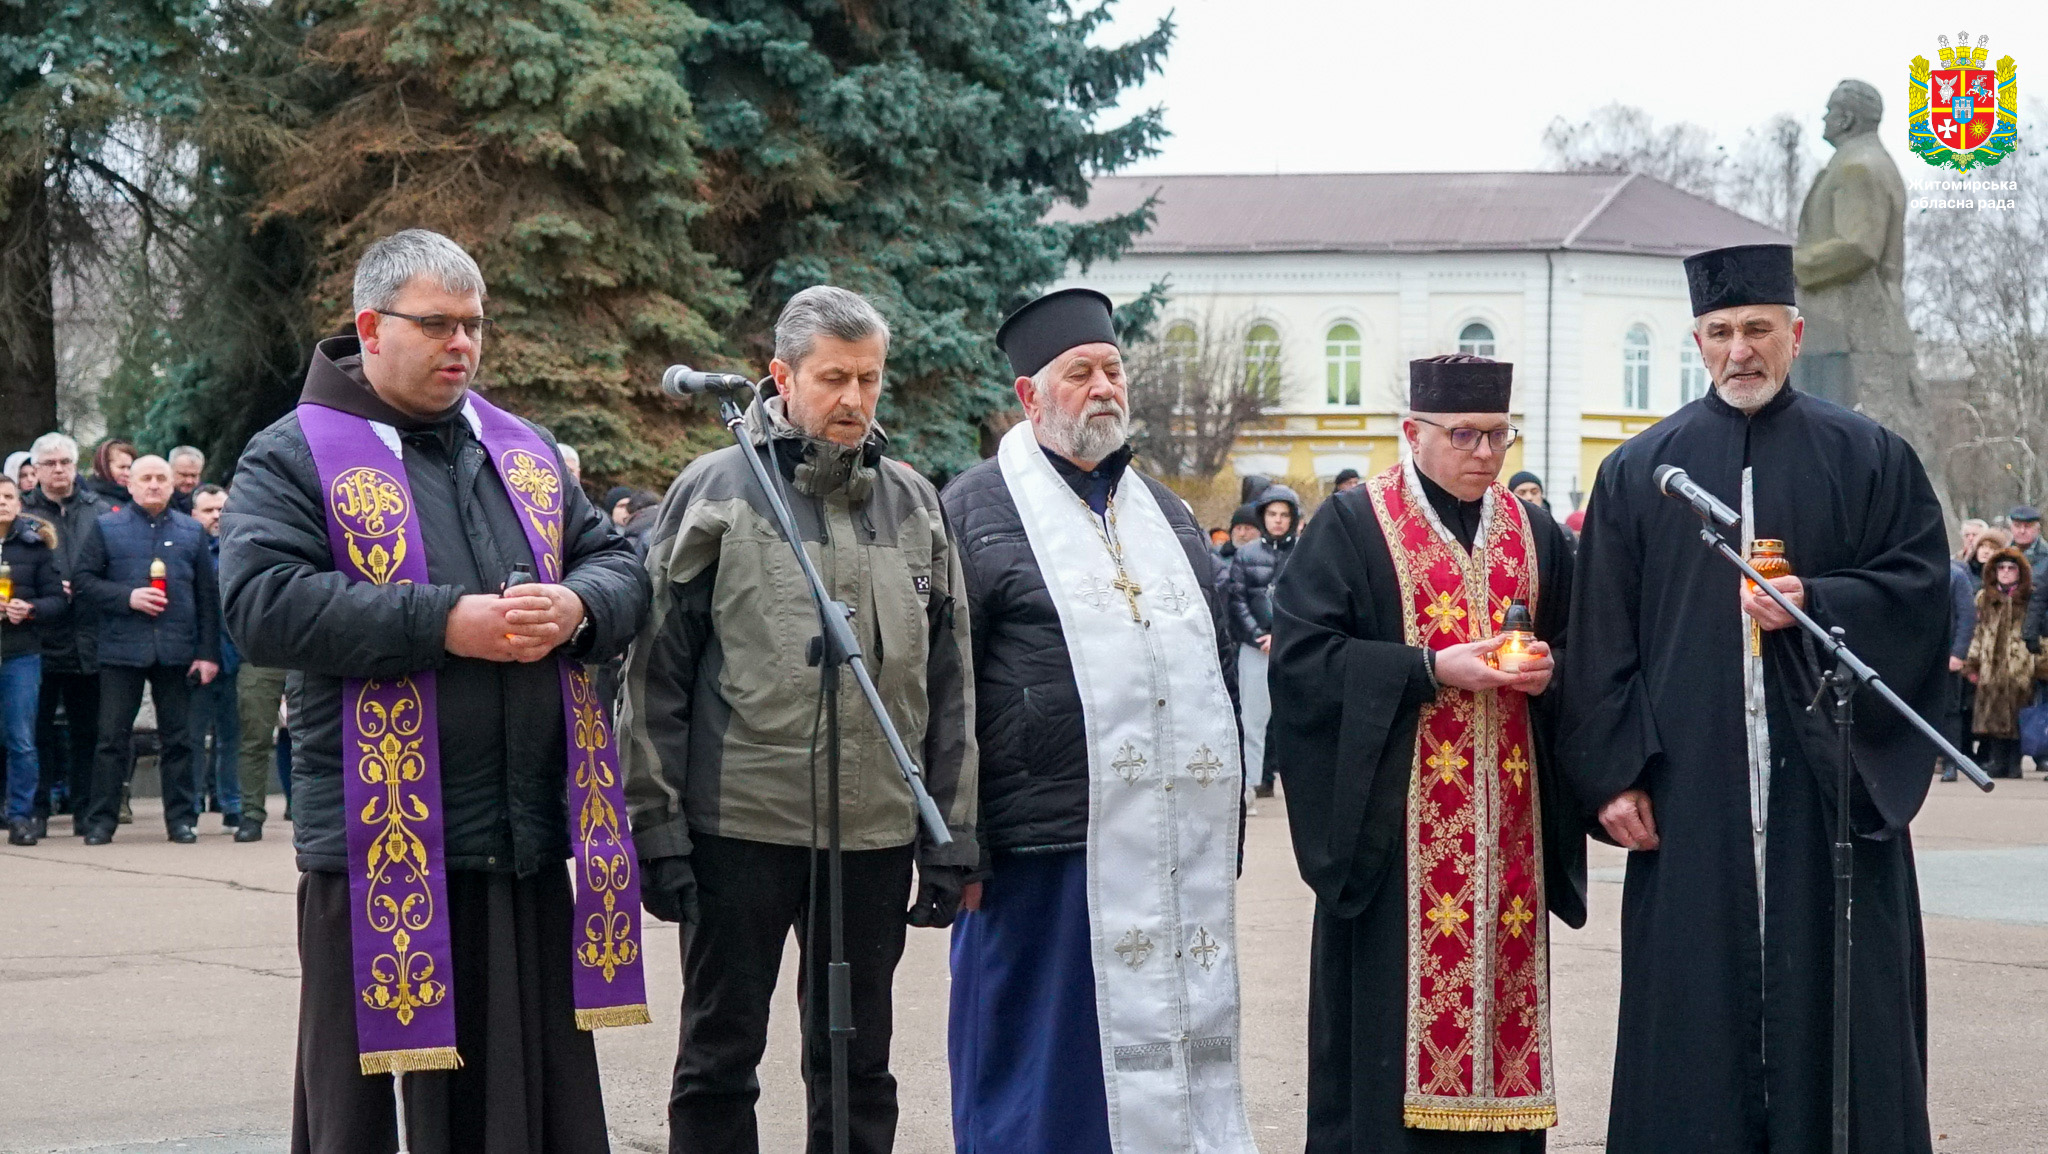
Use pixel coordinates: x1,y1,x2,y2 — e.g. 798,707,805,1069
1560,385,1947,1154
1268,471,1586,1154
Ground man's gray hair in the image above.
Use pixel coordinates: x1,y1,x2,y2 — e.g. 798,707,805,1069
29,432,78,462
773,286,891,371
353,229,487,314
168,445,205,467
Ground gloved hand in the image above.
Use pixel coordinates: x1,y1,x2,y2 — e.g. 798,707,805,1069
907,862,972,928
640,855,700,925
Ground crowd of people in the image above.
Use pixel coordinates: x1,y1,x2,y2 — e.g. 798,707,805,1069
1946,508,2048,782
0,436,296,847
1,231,1968,1154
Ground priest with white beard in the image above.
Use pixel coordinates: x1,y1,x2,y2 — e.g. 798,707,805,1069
940,289,1256,1154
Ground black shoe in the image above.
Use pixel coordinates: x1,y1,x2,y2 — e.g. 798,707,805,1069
84,830,112,846
29,815,47,839
222,812,240,828
1254,784,1275,799
234,823,264,843
1941,770,1958,782
168,825,197,844
7,820,37,846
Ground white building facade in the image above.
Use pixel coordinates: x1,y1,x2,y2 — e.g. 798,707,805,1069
1052,172,1788,506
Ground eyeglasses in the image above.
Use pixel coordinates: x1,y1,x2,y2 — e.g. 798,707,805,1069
375,311,492,341
1413,417,1520,453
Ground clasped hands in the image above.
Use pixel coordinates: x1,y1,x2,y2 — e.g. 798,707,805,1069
445,582,584,663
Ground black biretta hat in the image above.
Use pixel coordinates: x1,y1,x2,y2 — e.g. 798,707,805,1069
997,288,1119,378
1410,354,1512,413
1683,244,1797,317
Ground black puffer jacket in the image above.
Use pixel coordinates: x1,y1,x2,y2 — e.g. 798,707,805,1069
1226,484,1300,645
221,336,649,875
942,446,1237,854
1,518,67,659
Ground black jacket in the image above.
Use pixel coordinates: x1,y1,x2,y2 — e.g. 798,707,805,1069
1225,484,1300,645
84,475,129,510
220,336,649,875
21,485,107,672
74,503,220,669
1,518,67,659
942,446,1237,854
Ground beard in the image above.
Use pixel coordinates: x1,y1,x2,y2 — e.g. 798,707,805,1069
1036,396,1130,463
1714,372,1785,414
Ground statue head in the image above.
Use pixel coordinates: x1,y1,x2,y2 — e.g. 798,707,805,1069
1823,80,1883,145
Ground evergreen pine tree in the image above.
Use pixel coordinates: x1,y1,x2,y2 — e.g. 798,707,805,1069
100,1,322,470
0,0,212,449
256,0,742,483
684,0,1170,474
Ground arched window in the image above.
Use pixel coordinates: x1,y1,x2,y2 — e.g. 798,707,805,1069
1457,321,1496,358
1679,341,1709,403
1243,323,1282,397
1325,323,1362,406
1622,325,1652,410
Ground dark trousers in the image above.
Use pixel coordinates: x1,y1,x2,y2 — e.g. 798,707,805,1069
191,668,241,815
33,668,98,822
236,665,289,826
672,832,914,1154
90,664,194,836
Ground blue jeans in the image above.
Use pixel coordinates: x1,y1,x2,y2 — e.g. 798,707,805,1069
3,653,43,821
191,669,240,816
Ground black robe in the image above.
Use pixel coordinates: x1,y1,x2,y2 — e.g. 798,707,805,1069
1268,470,1585,1154
1559,385,1947,1154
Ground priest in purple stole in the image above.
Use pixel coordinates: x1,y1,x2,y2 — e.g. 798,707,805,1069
221,230,651,1154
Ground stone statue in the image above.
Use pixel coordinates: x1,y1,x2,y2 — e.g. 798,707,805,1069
1792,79,1920,414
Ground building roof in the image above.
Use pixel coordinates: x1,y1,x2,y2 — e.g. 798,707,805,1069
1049,171,1789,258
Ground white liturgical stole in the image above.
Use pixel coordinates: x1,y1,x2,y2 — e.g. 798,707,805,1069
996,422,1256,1154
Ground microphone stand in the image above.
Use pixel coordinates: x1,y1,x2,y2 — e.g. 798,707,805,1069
699,381,952,1154
1681,513,1990,1154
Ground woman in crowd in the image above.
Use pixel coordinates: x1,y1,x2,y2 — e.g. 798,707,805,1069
87,438,135,508
1963,519,1993,579
0,475,67,845
1965,542,2037,780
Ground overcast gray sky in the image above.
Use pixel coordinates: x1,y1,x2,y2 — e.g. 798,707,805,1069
1097,1,2045,180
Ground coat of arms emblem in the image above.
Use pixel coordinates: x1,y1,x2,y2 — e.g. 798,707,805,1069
1910,33,2018,172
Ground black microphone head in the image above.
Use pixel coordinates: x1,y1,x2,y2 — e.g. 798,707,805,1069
1653,464,1682,495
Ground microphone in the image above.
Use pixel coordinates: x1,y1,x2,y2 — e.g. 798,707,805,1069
661,365,755,397
1654,465,1741,529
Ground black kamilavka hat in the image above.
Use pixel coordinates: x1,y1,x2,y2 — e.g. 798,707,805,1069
997,288,1119,378
1683,244,1797,317
1410,355,1512,413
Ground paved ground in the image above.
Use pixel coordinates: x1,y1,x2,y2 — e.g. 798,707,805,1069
4,773,2046,1153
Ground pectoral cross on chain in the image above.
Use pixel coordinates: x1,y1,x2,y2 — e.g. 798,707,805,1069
1112,571,1143,622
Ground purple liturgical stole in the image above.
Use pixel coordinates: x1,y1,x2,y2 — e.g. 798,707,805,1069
298,394,648,1077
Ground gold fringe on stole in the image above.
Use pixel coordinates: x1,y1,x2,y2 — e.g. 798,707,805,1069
576,1004,653,1030
1403,1102,1558,1132
359,1047,464,1076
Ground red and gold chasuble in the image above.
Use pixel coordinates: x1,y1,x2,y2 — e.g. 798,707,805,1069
1365,462,1555,1132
